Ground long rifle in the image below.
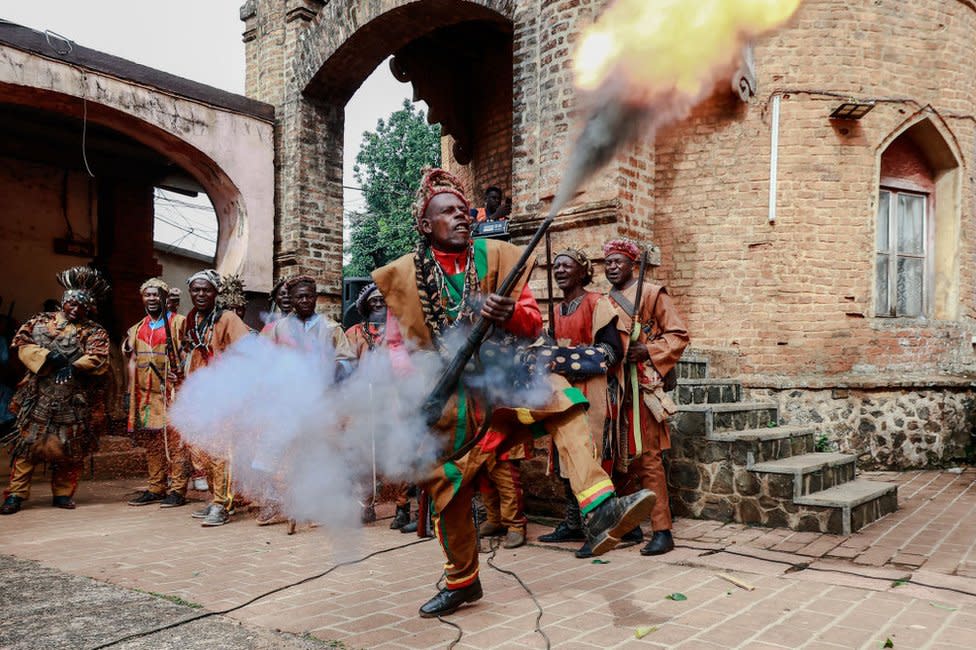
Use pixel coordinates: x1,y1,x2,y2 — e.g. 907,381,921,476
422,213,556,427
545,230,556,337
629,251,649,456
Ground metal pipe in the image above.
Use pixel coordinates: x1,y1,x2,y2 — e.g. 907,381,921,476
768,94,781,223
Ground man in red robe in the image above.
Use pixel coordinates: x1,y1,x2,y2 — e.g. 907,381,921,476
604,238,690,556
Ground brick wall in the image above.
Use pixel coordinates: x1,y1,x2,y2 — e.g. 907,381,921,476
244,0,976,382
653,0,976,383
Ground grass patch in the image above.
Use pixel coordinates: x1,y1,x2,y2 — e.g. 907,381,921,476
134,588,204,609
301,633,353,648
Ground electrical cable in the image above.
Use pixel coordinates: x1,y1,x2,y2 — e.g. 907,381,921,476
677,544,976,599
87,536,433,650
484,536,552,650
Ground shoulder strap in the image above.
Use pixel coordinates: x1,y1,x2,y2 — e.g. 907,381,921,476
609,288,635,316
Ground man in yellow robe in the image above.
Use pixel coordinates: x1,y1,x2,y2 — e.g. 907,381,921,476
123,278,189,508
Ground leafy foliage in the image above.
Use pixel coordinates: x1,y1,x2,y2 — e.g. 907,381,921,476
345,99,442,276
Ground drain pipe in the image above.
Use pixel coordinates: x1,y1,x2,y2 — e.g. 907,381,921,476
768,94,781,224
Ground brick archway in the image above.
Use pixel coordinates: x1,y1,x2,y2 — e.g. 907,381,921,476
261,0,515,312
294,0,514,101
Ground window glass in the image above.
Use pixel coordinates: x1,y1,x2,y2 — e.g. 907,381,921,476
897,193,925,255
896,256,924,317
875,255,889,315
876,190,890,251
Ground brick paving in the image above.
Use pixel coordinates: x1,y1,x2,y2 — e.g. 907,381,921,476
1,468,975,649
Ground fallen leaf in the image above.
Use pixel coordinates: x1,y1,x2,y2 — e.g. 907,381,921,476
665,593,688,601
591,559,610,565
882,639,894,648
929,602,958,611
891,579,908,588
634,626,658,639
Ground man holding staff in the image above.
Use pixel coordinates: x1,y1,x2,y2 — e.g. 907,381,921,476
123,278,189,508
604,238,689,556
372,169,655,618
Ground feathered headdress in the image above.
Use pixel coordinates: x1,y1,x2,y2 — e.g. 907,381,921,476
217,274,247,310
56,266,110,307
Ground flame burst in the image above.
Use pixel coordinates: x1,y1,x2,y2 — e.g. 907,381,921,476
575,0,801,101
545,0,802,216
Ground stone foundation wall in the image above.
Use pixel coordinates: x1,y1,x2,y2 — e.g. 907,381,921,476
748,386,976,469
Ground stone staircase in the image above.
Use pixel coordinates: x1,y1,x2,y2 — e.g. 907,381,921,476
667,356,898,535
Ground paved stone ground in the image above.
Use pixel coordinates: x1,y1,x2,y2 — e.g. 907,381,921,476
1,468,975,649
0,555,327,650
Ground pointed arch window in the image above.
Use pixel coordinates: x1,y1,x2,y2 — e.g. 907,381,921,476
873,117,963,321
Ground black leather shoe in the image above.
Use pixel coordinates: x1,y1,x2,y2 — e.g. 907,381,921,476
418,579,483,618
128,491,165,506
159,492,187,508
52,496,76,510
619,525,644,548
390,505,411,530
538,520,586,543
640,530,675,556
584,489,656,557
574,541,593,559
1,495,23,515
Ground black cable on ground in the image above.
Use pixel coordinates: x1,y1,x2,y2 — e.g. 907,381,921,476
432,574,464,649
677,544,976,599
484,536,552,650
88,537,433,650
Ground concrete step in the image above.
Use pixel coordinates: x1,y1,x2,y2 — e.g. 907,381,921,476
795,479,899,535
675,379,742,405
90,449,147,481
750,452,856,497
705,424,818,464
672,401,777,437
676,356,709,380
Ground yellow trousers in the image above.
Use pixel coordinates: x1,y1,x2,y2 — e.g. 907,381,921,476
6,456,83,500
139,427,191,496
190,447,234,510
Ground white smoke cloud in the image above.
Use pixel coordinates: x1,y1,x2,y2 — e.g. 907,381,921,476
168,322,557,541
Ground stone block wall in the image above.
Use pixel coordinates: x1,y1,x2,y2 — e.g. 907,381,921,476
749,386,976,469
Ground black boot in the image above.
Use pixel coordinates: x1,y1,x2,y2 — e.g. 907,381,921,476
539,479,586,543
418,579,483,618
619,525,645,548
640,530,675,556
390,504,411,530
361,503,377,524
1,495,23,515
538,520,586,543
584,489,656,557
574,541,593,559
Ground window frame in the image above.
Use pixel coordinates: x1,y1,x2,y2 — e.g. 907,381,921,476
875,183,931,319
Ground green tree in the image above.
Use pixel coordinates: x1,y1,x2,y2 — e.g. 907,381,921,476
344,99,441,276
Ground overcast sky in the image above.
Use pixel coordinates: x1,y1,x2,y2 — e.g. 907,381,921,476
1,1,417,255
